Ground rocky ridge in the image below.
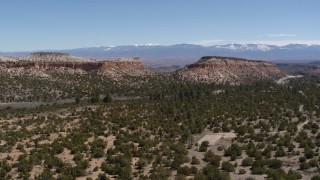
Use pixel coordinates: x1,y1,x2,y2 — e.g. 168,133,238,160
178,56,286,84
0,53,153,79
98,58,153,78
0,53,286,84
21,52,93,62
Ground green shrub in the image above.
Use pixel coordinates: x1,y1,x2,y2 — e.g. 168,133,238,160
221,161,235,172
239,169,246,174
242,157,254,166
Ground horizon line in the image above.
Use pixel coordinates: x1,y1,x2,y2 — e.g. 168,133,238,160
1,42,320,52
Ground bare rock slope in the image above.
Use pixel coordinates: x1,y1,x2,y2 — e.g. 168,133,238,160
178,56,286,84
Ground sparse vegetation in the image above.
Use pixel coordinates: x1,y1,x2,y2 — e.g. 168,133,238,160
1,69,320,179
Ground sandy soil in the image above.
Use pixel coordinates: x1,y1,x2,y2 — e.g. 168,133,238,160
56,148,75,165
298,120,309,131
197,133,237,146
276,75,303,84
30,165,44,179
106,135,116,148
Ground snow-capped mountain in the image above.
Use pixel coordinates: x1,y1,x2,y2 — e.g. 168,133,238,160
280,44,318,49
1,44,320,67
214,44,277,51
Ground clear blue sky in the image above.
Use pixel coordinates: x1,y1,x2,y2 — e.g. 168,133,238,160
0,0,319,51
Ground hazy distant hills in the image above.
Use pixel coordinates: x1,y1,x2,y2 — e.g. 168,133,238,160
1,43,320,67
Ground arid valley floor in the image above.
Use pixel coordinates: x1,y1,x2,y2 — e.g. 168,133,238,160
1,54,320,180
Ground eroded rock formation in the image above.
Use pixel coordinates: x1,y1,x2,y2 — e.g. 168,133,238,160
177,56,286,85
0,53,153,78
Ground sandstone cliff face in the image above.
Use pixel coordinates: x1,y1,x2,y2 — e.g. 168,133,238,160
0,53,153,79
178,56,286,85
98,58,154,79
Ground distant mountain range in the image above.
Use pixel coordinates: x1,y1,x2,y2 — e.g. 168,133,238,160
1,43,320,67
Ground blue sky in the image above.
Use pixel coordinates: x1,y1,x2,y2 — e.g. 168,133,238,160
0,0,319,51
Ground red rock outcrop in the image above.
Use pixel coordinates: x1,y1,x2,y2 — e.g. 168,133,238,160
98,58,153,78
178,56,286,85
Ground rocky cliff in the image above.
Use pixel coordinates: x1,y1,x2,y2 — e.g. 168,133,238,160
98,58,153,78
177,56,286,85
0,53,153,78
